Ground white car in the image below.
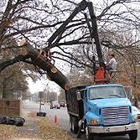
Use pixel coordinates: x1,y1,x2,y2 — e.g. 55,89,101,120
50,101,60,109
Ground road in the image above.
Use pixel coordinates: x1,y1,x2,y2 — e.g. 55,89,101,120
22,100,140,140
22,100,69,129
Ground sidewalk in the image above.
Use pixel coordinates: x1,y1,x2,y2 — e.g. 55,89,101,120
0,107,77,140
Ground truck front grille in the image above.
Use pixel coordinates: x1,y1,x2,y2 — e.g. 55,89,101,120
101,106,130,126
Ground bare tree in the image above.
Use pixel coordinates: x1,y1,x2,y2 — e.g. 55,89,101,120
0,0,140,91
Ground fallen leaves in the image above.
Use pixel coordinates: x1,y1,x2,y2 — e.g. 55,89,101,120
37,117,77,140
0,124,17,139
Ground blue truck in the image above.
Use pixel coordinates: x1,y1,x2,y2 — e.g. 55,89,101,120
65,84,139,140
29,0,139,139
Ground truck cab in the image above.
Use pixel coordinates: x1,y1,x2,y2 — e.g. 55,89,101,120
66,84,139,140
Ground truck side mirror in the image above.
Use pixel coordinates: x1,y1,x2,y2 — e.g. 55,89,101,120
76,91,82,100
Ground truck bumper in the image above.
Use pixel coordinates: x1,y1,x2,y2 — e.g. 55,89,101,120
88,123,139,134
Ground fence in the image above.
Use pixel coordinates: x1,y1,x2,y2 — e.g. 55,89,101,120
0,99,21,116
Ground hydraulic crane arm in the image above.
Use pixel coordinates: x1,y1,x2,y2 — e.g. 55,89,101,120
86,2,104,65
84,2,109,83
36,0,109,87
45,0,104,65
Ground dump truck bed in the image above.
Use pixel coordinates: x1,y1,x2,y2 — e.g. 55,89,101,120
65,86,86,119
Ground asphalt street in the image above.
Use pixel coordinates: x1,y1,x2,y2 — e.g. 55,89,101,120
22,100,140,140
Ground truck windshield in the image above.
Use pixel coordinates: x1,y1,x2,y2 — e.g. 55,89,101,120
89,86,126,100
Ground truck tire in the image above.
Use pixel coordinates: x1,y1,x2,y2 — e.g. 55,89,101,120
69,116,79,134
69,117,72,132
129,130,137,140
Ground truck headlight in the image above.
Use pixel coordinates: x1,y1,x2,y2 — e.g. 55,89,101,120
90,119,100,125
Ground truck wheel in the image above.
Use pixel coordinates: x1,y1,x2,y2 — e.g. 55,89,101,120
85,126,94,140
129,130,137,140
69,117,73,132
70,116,79,134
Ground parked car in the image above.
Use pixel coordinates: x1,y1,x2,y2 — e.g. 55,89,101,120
59,101,66,107
50,101,60,109
132,106,140,119
56,103,60,109
50,103,55,109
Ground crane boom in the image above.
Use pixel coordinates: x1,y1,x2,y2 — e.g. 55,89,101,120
42,0,110,85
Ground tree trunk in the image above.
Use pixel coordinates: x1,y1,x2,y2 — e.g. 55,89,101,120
20,41,71,90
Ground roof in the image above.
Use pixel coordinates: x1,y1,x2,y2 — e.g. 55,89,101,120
85,84,123,89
